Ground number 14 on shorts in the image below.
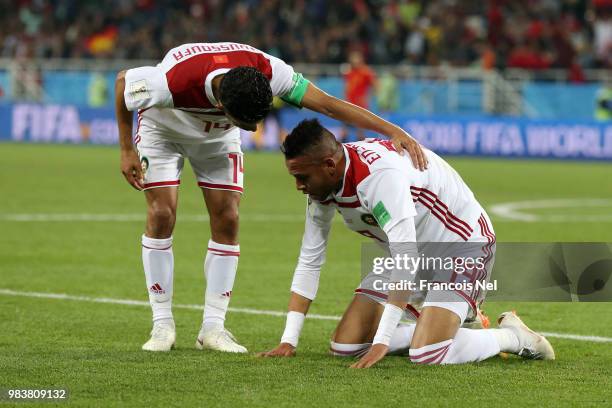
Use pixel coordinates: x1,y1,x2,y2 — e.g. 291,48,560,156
228,153,243,184
203,120,232,133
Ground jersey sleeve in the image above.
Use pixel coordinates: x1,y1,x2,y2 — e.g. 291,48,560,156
361,170,420,290
290,197,335,300
358,169,418,242
123,66,174,111
266,53,310,108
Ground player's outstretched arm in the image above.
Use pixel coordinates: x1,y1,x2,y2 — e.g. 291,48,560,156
115,70,143,191
300,83,428,170
351,183,419,368
257,292,312,357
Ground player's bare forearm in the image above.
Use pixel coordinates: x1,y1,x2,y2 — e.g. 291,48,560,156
115,71,134,152
115,70,144,190
302,86,397,136
288,291,312,315
300,84,427,170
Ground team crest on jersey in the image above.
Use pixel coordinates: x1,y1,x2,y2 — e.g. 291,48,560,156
141,156,149,175
361,213,378,226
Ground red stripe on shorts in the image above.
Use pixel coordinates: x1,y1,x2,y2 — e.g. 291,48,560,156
144,180,181,189
198,182,243,193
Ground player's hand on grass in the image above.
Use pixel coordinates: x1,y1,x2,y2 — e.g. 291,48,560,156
256,343,296,357
350,343,388,369
120,149,144,191
390,130,428,171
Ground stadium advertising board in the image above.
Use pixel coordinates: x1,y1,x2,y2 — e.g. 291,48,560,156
1,103,611,160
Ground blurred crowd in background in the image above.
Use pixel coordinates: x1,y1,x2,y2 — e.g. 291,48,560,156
1,0,611,71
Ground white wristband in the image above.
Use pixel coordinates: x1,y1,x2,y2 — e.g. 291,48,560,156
280,311,305,347
372,304,404,346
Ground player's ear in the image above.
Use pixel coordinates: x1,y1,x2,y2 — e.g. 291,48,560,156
323,157,336,174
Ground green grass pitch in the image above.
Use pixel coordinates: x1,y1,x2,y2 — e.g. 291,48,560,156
1,143,611,407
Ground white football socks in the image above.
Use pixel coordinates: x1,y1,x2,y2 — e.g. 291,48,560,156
142,235,174,325
388,323,416,354
329,323,509,364
491,328,521,353
440,328,501,364
409,329,502,365
329,323,415,357
202,240,239,332
329,342,370,357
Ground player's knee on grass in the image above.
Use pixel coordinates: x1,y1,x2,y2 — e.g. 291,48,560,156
409,339,454,365
329,341,370,357
408,300,469,365
409,325,455,365
331,294,383,345
331,326,372,347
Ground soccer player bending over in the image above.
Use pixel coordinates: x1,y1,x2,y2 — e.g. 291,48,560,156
115,43,426,353
259,119,554,367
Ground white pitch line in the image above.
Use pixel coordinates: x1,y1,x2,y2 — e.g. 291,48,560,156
5,198,612,224
2,288,612,343
0,288,340,321
0,213,306,223
538,332,612,343
489,199,612,223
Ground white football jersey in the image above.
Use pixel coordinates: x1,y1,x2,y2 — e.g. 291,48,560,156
123,42,305,144
290,139,494,300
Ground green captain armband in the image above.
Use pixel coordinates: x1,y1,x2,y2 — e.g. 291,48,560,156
280,73,310,108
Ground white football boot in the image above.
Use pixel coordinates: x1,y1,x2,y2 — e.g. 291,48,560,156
142,322,176,352
196,328,247,353
497,311,555,360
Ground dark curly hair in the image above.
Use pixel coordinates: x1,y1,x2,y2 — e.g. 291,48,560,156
281,119,337,159
219,66,273,124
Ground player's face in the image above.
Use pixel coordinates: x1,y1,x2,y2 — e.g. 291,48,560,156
285,155,338,201
223,110,258,132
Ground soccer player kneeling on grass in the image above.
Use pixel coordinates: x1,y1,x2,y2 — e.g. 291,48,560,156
258,119,555,367
115,43,427,353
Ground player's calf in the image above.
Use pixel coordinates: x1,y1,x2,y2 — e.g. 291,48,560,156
146,207,176,237
408,329,502,365
203,188,240,244
408,306,555,365
409,339,453,364
408,303,497,365
145,189,178,238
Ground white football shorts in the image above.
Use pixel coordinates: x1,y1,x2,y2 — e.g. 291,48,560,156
356,213,496,323
135,129,244,194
